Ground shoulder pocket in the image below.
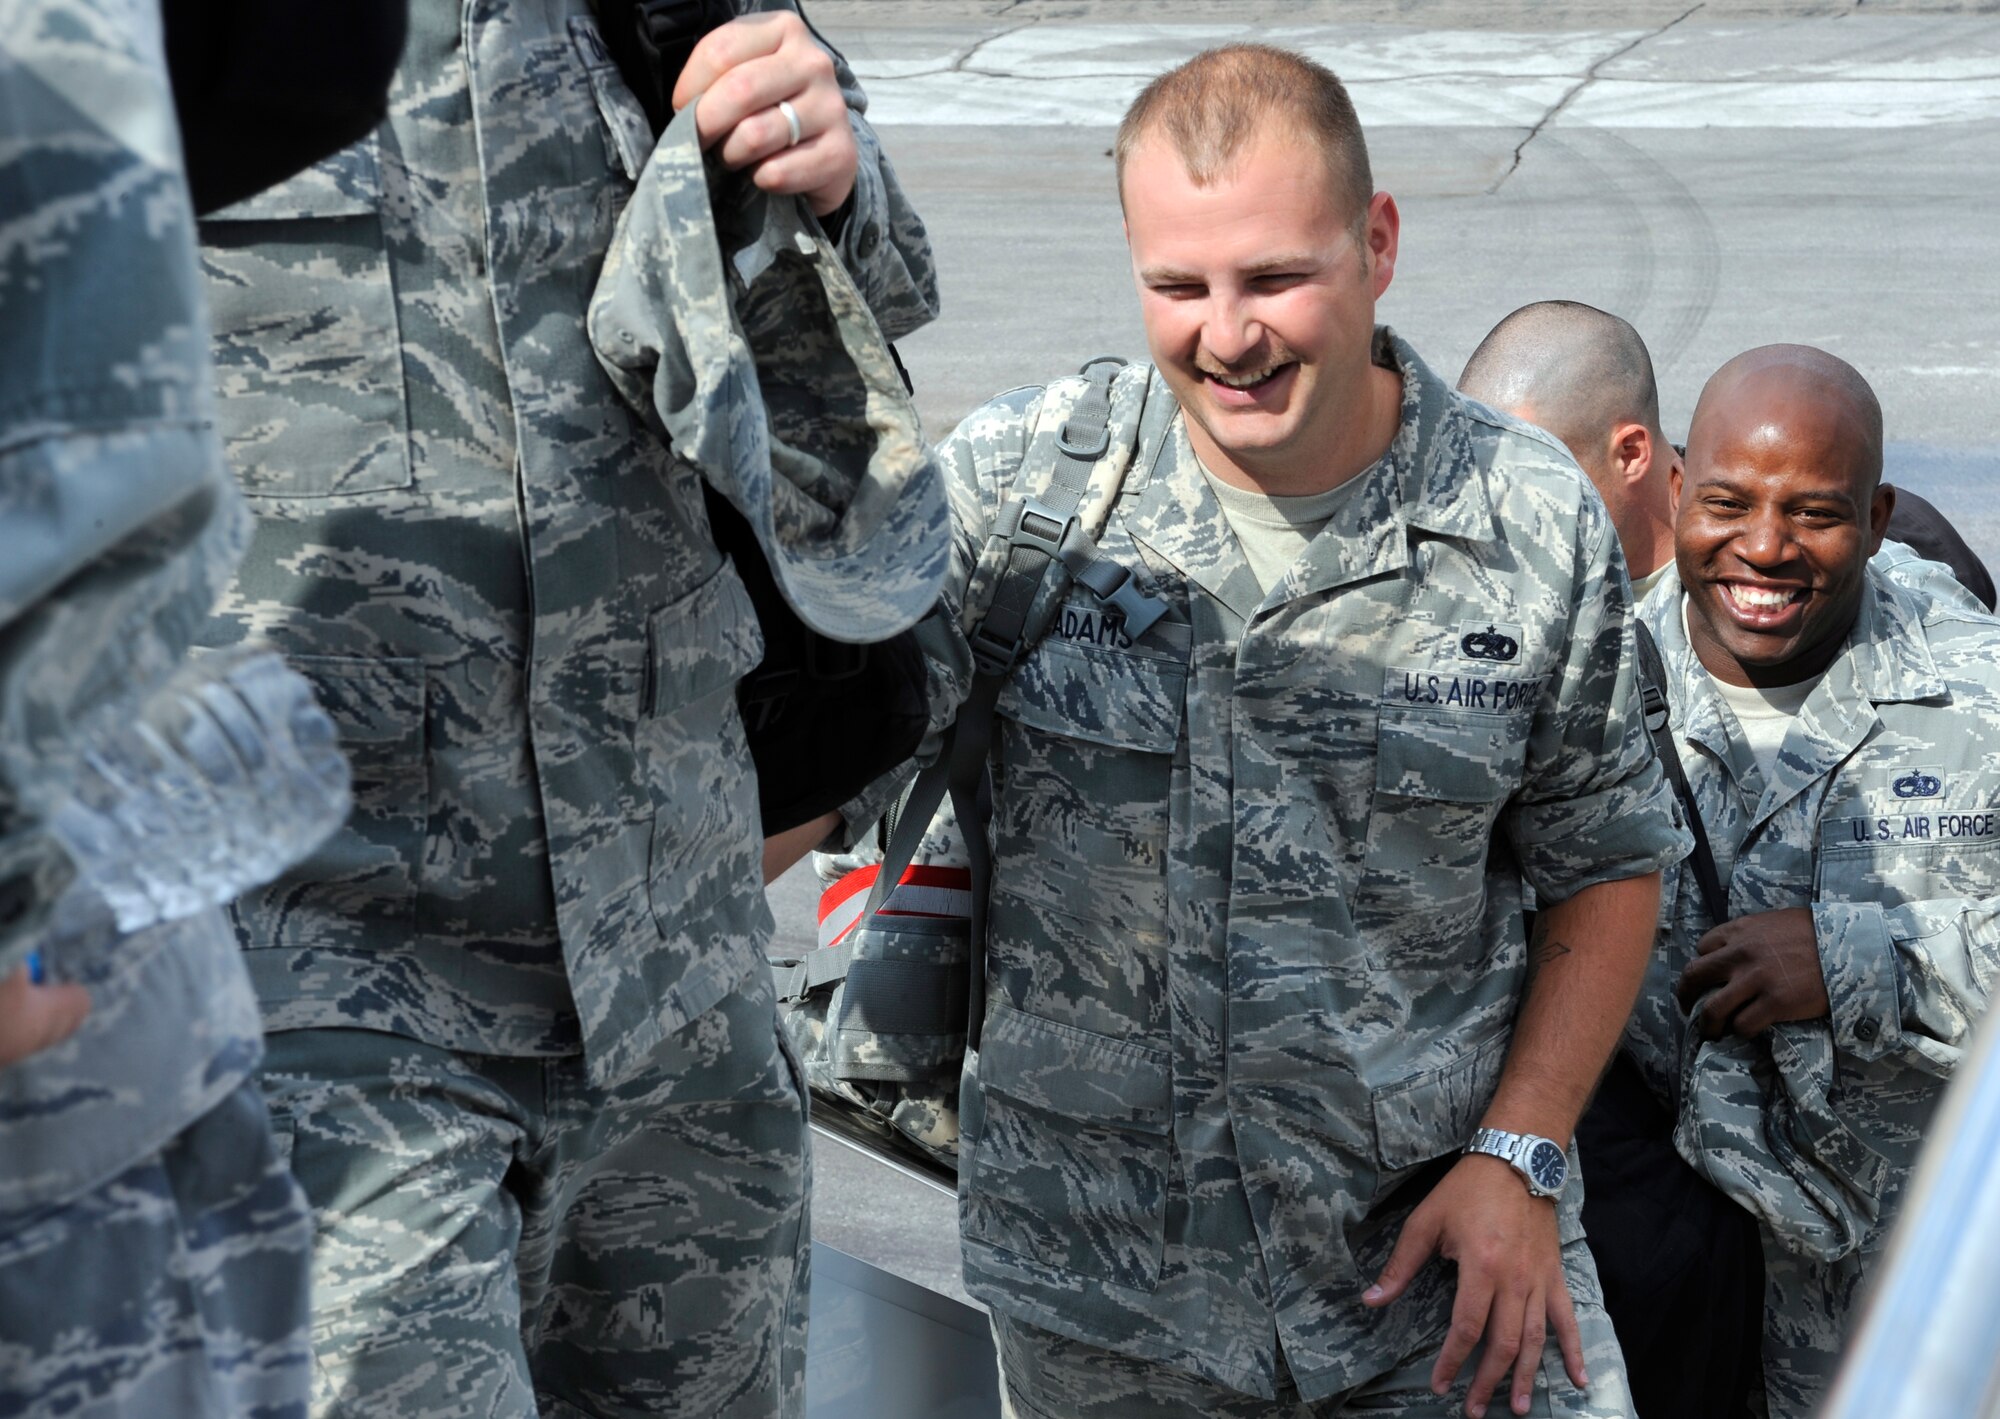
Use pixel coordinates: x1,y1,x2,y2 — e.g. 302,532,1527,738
201,136,413,501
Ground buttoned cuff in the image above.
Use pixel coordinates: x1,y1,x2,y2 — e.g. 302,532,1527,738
1814,900,1902,1061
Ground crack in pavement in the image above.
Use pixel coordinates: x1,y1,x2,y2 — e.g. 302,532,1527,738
1488,2,1705,195
867,18,1041,81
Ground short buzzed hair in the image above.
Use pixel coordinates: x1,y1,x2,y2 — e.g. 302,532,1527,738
1115,45,1373,227
1458,301,1664,467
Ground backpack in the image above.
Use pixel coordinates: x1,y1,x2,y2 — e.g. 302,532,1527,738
771,357,1172,1169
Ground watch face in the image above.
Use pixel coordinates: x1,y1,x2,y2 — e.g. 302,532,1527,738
1528,1140,1568,1193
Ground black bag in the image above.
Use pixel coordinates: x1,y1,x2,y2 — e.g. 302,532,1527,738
599,0,931,835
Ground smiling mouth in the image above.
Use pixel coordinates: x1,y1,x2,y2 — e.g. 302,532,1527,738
1721,582,1808,615
1201,362,1293,394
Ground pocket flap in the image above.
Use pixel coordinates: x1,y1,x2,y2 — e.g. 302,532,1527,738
1372,1031,1510,1171
646,559,765,717
997,636,1185,754
978,1000,1170,1133
1376,707,1529,805
206,137,383,222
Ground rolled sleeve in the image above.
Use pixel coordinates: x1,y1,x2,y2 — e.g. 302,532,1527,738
1814,900,1902,1062
1512,757,1688,904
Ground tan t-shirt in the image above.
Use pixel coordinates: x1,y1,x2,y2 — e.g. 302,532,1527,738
1682,596,1823,784
1202,465,1371,596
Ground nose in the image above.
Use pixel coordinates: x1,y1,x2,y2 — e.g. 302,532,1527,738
1734,504,1796,567
1201,294,1264,366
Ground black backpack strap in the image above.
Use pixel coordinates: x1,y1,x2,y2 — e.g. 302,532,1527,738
862,358,1162,1053
1633,619,1729,926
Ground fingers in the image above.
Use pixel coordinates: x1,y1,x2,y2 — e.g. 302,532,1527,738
1432,1271,1496,1403
1507,1294,1547,1417
1675,940,1739,1012
743,121,859,217
673,16,857,216
1693,973,1759,1039
1460,1278,1523,1419
0,966,91,1069
1364,1205,1441,1308
673,11,790,115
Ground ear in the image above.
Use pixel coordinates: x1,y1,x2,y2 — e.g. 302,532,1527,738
1365,192,1400,299
1868,482,1896,555
1669,459,1685,511
1611,422,1652,484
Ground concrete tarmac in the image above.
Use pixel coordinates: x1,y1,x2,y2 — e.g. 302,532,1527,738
781,0,2000,1308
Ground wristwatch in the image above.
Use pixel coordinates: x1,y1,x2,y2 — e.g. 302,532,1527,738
1465,1127,1569,1199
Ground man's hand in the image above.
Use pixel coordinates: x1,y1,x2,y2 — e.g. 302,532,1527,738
0,963,89,1068
763,810,841,885
1363,1155,1586,1419
672,12,859,217
1675,906,1830,1038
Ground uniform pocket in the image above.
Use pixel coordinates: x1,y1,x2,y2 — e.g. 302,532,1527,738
639,559,765,940
229,654,426,948
201,137,414,501
963,1000,1171,1291
1371,1030,1510,1177
1354,707,1529,969
991,631,1185,934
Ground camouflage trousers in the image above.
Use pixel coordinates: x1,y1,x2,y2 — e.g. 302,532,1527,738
0,1079,314,1419
992,1240,1632,1419
260,968,810,1419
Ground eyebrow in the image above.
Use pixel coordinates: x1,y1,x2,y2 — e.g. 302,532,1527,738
1138,253,1323,285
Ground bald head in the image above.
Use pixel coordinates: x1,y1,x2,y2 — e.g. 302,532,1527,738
1687,344,1884,494
1458,301,1677,580
1459,302,1663,463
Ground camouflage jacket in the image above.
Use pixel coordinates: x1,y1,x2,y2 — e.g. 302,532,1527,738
197,0,940,1085
0,0,266,1211
1628,566,2000,1418
928,332,1688,1401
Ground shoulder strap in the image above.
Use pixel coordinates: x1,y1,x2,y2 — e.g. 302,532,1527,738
1633,619,1730,926
870,357,1165,1052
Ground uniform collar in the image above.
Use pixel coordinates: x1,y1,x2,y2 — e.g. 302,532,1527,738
1122,328,1495,622
1645,563,1946,826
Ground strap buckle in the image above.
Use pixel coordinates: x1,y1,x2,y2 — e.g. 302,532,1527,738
999,494,1077,558
1056,419,1110,461
1080,560,1167,641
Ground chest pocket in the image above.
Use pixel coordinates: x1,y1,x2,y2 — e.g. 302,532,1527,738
201,137,413,501
1354,705,1529,970
1817,800,2000,909
990,620,1187,938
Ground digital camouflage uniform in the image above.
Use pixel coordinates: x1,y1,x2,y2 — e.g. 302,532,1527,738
0,2,312,1413
1627,566,2000,1419
196,1,942,1413
922,332,1689,1413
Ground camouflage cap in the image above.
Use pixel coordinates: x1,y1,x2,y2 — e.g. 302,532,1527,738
589,103,948,644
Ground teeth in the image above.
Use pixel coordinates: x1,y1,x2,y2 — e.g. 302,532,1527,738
1727,584,1799,611
1210,367,1278,389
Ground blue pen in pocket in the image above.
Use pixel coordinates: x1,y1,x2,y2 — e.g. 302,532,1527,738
26,950,44,985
